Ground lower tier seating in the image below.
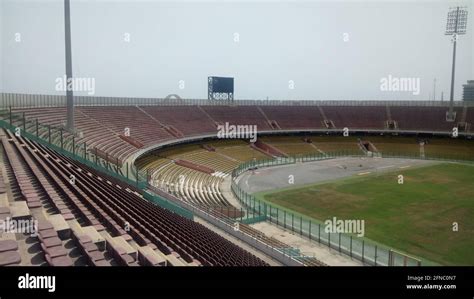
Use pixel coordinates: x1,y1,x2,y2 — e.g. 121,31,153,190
1,129,268,266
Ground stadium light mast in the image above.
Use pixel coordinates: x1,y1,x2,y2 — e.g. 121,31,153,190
445,6,468,121
64,0,74,132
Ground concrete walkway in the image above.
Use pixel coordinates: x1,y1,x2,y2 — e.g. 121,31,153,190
252,222,362,266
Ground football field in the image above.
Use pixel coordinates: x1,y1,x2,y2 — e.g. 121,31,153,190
255,163,474,265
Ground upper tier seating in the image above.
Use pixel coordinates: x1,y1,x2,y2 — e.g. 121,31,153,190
141,106,216,136
78,106,174,147
260,106,325,129
201,106,272,131
9,104,473,164
11,107,137,164
390,107,464,131
322,106,387,129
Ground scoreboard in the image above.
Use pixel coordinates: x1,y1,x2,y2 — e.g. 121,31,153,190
208,76,234,100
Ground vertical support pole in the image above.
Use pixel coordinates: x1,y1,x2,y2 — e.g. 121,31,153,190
72,136,75,155
126,162,129,179
448,37,457,120
291,213,294,232
48,125,51,144
264,203,267,220
64,0,75,132
300,216,302,236
448,7,459,121
22,112,26,132
350,236,353,258
339,233,341,253
374,245,378,266
251,196,254,214
309,220,312,240
35,119,39,137
60,129,63,149
318,224,321,243
362,240,365,263
8,106,12,125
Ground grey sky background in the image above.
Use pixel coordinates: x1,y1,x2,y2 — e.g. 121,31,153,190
1,0,473,101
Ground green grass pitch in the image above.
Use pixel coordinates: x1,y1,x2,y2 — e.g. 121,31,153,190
256,163,474,265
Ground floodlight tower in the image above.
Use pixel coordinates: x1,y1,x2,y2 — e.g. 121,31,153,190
445,6,468,121
64,0,74,132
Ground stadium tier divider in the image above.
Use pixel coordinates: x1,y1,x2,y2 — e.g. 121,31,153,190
231,153,434,267
0,108,193,219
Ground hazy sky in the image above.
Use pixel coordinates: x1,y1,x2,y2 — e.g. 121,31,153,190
1,0,473,100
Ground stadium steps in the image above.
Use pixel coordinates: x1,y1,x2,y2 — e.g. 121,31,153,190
215,144,267,162
261,137,322,156
317,105,328,121
256,106,276,130
386,104,392,121
197,105,219,127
